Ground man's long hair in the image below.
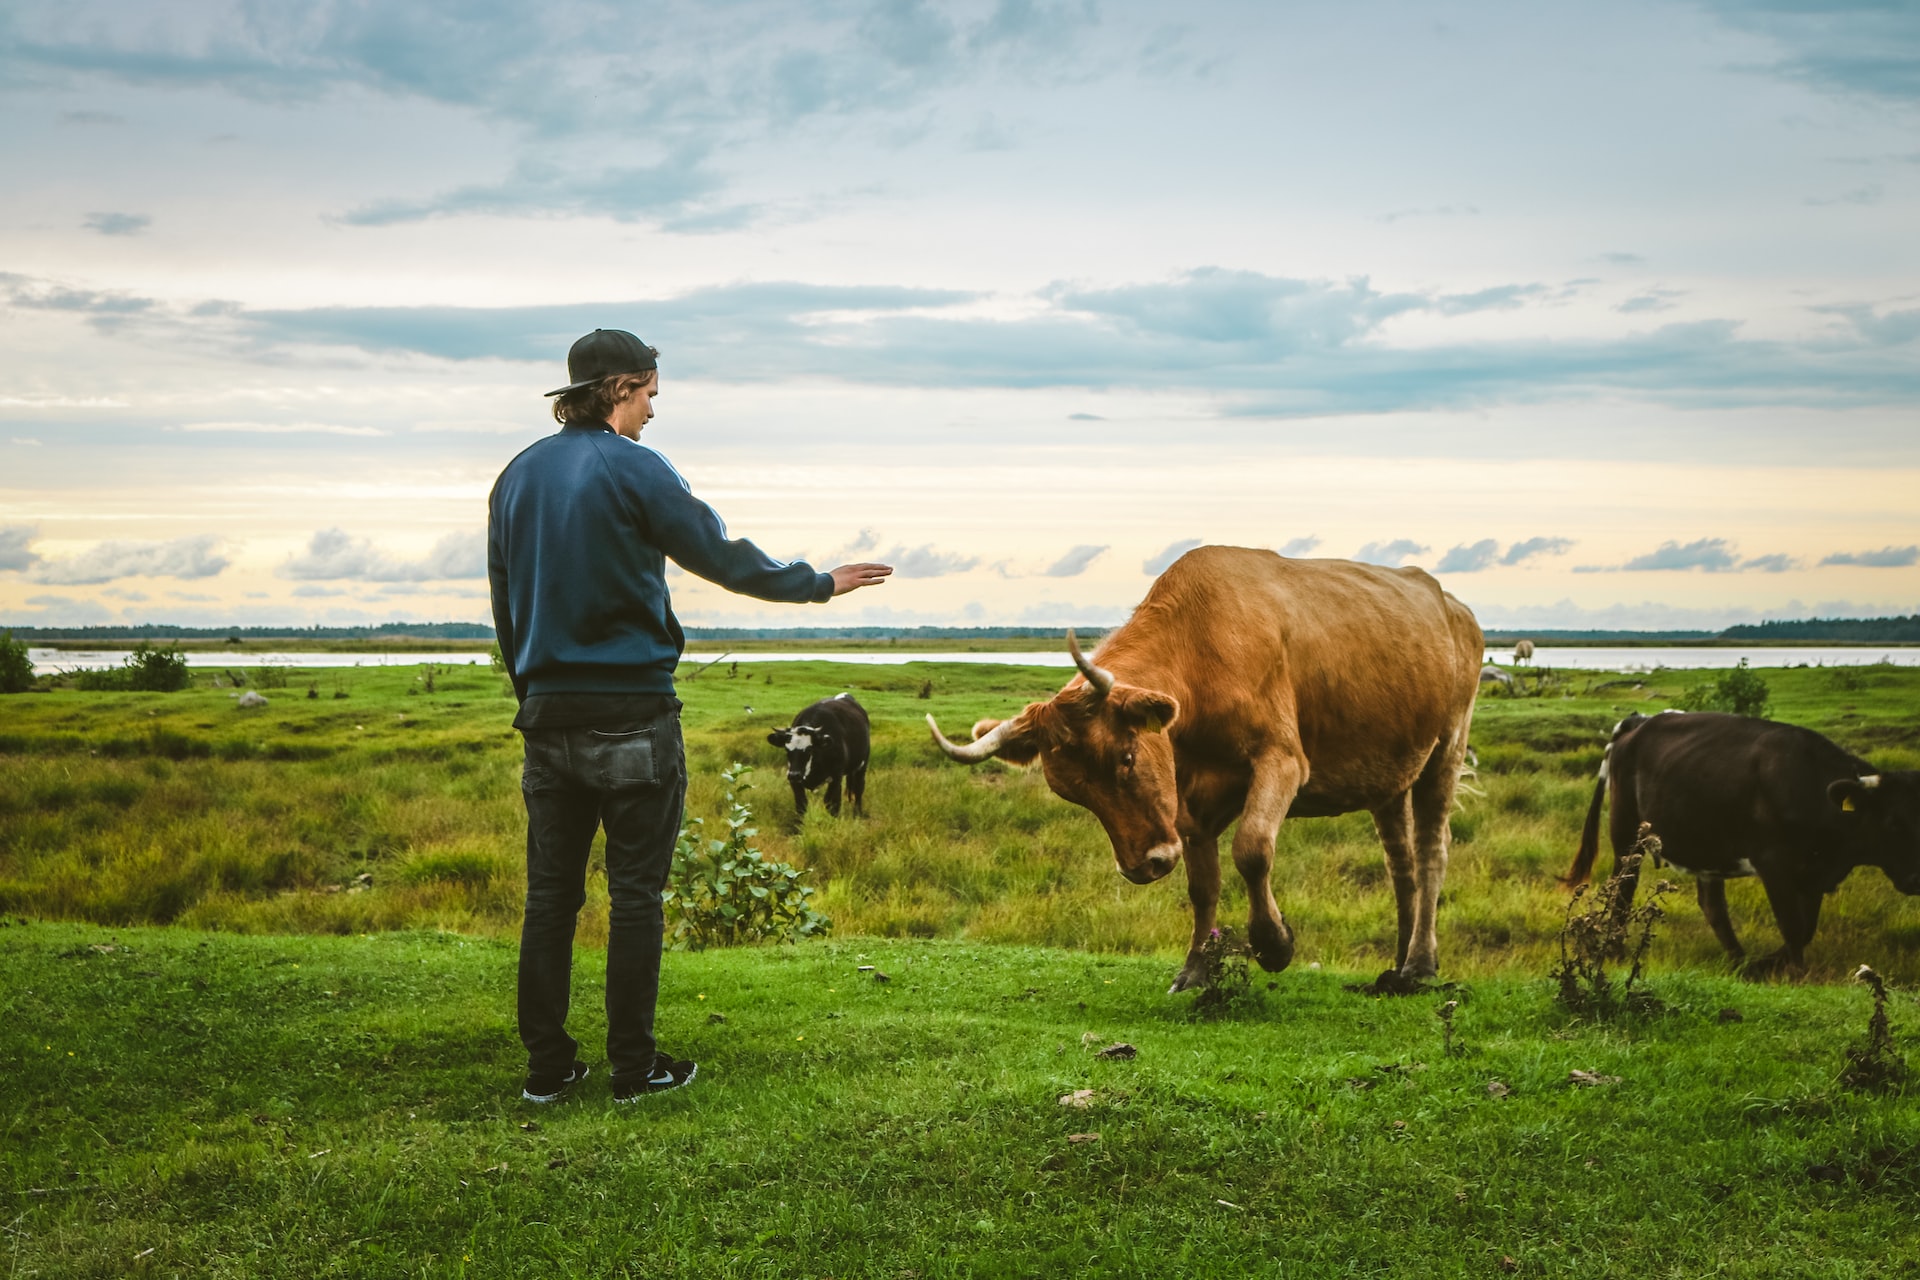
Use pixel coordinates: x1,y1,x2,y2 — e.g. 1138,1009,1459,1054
552,372,653,425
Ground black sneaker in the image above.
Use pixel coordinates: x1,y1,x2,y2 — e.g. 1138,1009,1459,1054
612,1053,697,1102
521,1060,589,1103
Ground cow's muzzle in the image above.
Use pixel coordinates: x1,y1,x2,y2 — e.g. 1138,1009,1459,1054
1120,843,1181,885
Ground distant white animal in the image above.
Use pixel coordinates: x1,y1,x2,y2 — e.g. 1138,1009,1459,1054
1513,639,1536,664
236,690,269,708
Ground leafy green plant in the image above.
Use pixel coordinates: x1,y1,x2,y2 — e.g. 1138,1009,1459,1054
73,643,191,692
1190,925,1258,1019
1679,658,1772,718
663,763,831,950
0,630,32,694
251,666,291,690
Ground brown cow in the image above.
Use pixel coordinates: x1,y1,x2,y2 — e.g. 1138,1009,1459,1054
928,545,1483,993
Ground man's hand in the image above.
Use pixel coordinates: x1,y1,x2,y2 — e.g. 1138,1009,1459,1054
829,562,893,596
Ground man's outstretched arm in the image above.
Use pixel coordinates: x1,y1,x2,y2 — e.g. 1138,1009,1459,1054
626,445,891,602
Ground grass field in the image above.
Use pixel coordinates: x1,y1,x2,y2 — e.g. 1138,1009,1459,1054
6,922,1920,1278
4,657,1920,981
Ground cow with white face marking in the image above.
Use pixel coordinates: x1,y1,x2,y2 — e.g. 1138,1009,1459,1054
1565,710,1920,975
767,693,870,818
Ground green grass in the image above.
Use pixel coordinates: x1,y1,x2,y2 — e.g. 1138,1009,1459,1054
4,659,1920,981
6,922,1920,1278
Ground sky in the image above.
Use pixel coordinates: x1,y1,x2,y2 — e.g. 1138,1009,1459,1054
2,0,1917,633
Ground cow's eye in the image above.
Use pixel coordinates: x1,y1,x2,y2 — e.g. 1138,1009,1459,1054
1121,750,1135,771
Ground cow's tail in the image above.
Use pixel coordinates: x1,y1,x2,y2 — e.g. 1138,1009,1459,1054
1562,763,1610,887
1561,720,1638,887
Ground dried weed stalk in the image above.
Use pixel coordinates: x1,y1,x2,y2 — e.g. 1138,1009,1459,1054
1551,824,1675,1018
1840,964,1908,1094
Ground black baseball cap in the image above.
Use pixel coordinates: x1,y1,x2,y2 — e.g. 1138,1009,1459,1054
544,329,660,396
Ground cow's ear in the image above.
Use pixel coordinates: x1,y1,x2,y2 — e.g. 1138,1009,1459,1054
1829,775,1883,813
1112,686,1179,735
767,729,790,747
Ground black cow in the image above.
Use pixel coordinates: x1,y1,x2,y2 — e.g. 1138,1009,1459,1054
766,693,870,817
1564,710,1920,975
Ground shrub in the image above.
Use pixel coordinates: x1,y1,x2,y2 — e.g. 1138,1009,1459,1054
664,763,830,949
0,630,32,694
1678,658,1771,718
127,643,191,692
72,643,192,693
251,666,290,690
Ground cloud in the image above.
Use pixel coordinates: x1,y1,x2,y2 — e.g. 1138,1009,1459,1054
83,211,150,236
1618,288,1684,314
179,421,390,437
338,150,734,229
1043,544,1108,577
0,525,42,572
878,543,979,578
1609,538,1740,572
291,585,348,597
1807,184,1885,207
1821,545,1920,567
144,267,1920,416
279,528,486,581
1049,268,1423,350
1502,536,1575,566
1597,251,1645,265
1279,535,1321,556
2,2,1109,230
1704,1,1920,104
1066,412,1105,421
9,594,115,626
30,534,230,585
1434,539,1500,573
1575,538,1799,574
1143,538,1203,575
1354,539,1428,567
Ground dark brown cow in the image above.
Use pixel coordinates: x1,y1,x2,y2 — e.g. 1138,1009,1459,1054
927,545,1483,992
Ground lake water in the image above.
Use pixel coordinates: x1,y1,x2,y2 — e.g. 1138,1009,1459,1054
26,645,1920,679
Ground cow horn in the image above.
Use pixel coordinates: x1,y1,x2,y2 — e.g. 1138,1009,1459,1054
1067,629,1115,697
927,713,1017,763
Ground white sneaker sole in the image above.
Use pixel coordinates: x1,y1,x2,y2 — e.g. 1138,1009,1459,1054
521,1065,588,1103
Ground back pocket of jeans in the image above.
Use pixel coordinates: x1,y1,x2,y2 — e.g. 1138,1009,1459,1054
583,727,658,789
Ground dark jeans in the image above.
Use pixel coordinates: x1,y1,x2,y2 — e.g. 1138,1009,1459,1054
517,702,686,1085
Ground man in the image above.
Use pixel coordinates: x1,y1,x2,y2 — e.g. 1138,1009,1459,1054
488,328,891,1104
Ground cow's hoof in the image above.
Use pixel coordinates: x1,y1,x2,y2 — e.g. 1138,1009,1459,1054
1248,916,1295,974
1352,967,1429,997
1168,961,1207,995
1741,951,1803,982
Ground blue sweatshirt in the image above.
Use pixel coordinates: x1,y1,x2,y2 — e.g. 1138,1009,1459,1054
488,422,832,698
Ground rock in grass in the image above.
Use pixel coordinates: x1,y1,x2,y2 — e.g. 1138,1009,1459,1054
1569,1069,1621,1087
1059,1089,1096,1108
236,691,269,708
1486,1080,1511,1099
1095,1042,1137,1060
1066,1132,1099,1144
